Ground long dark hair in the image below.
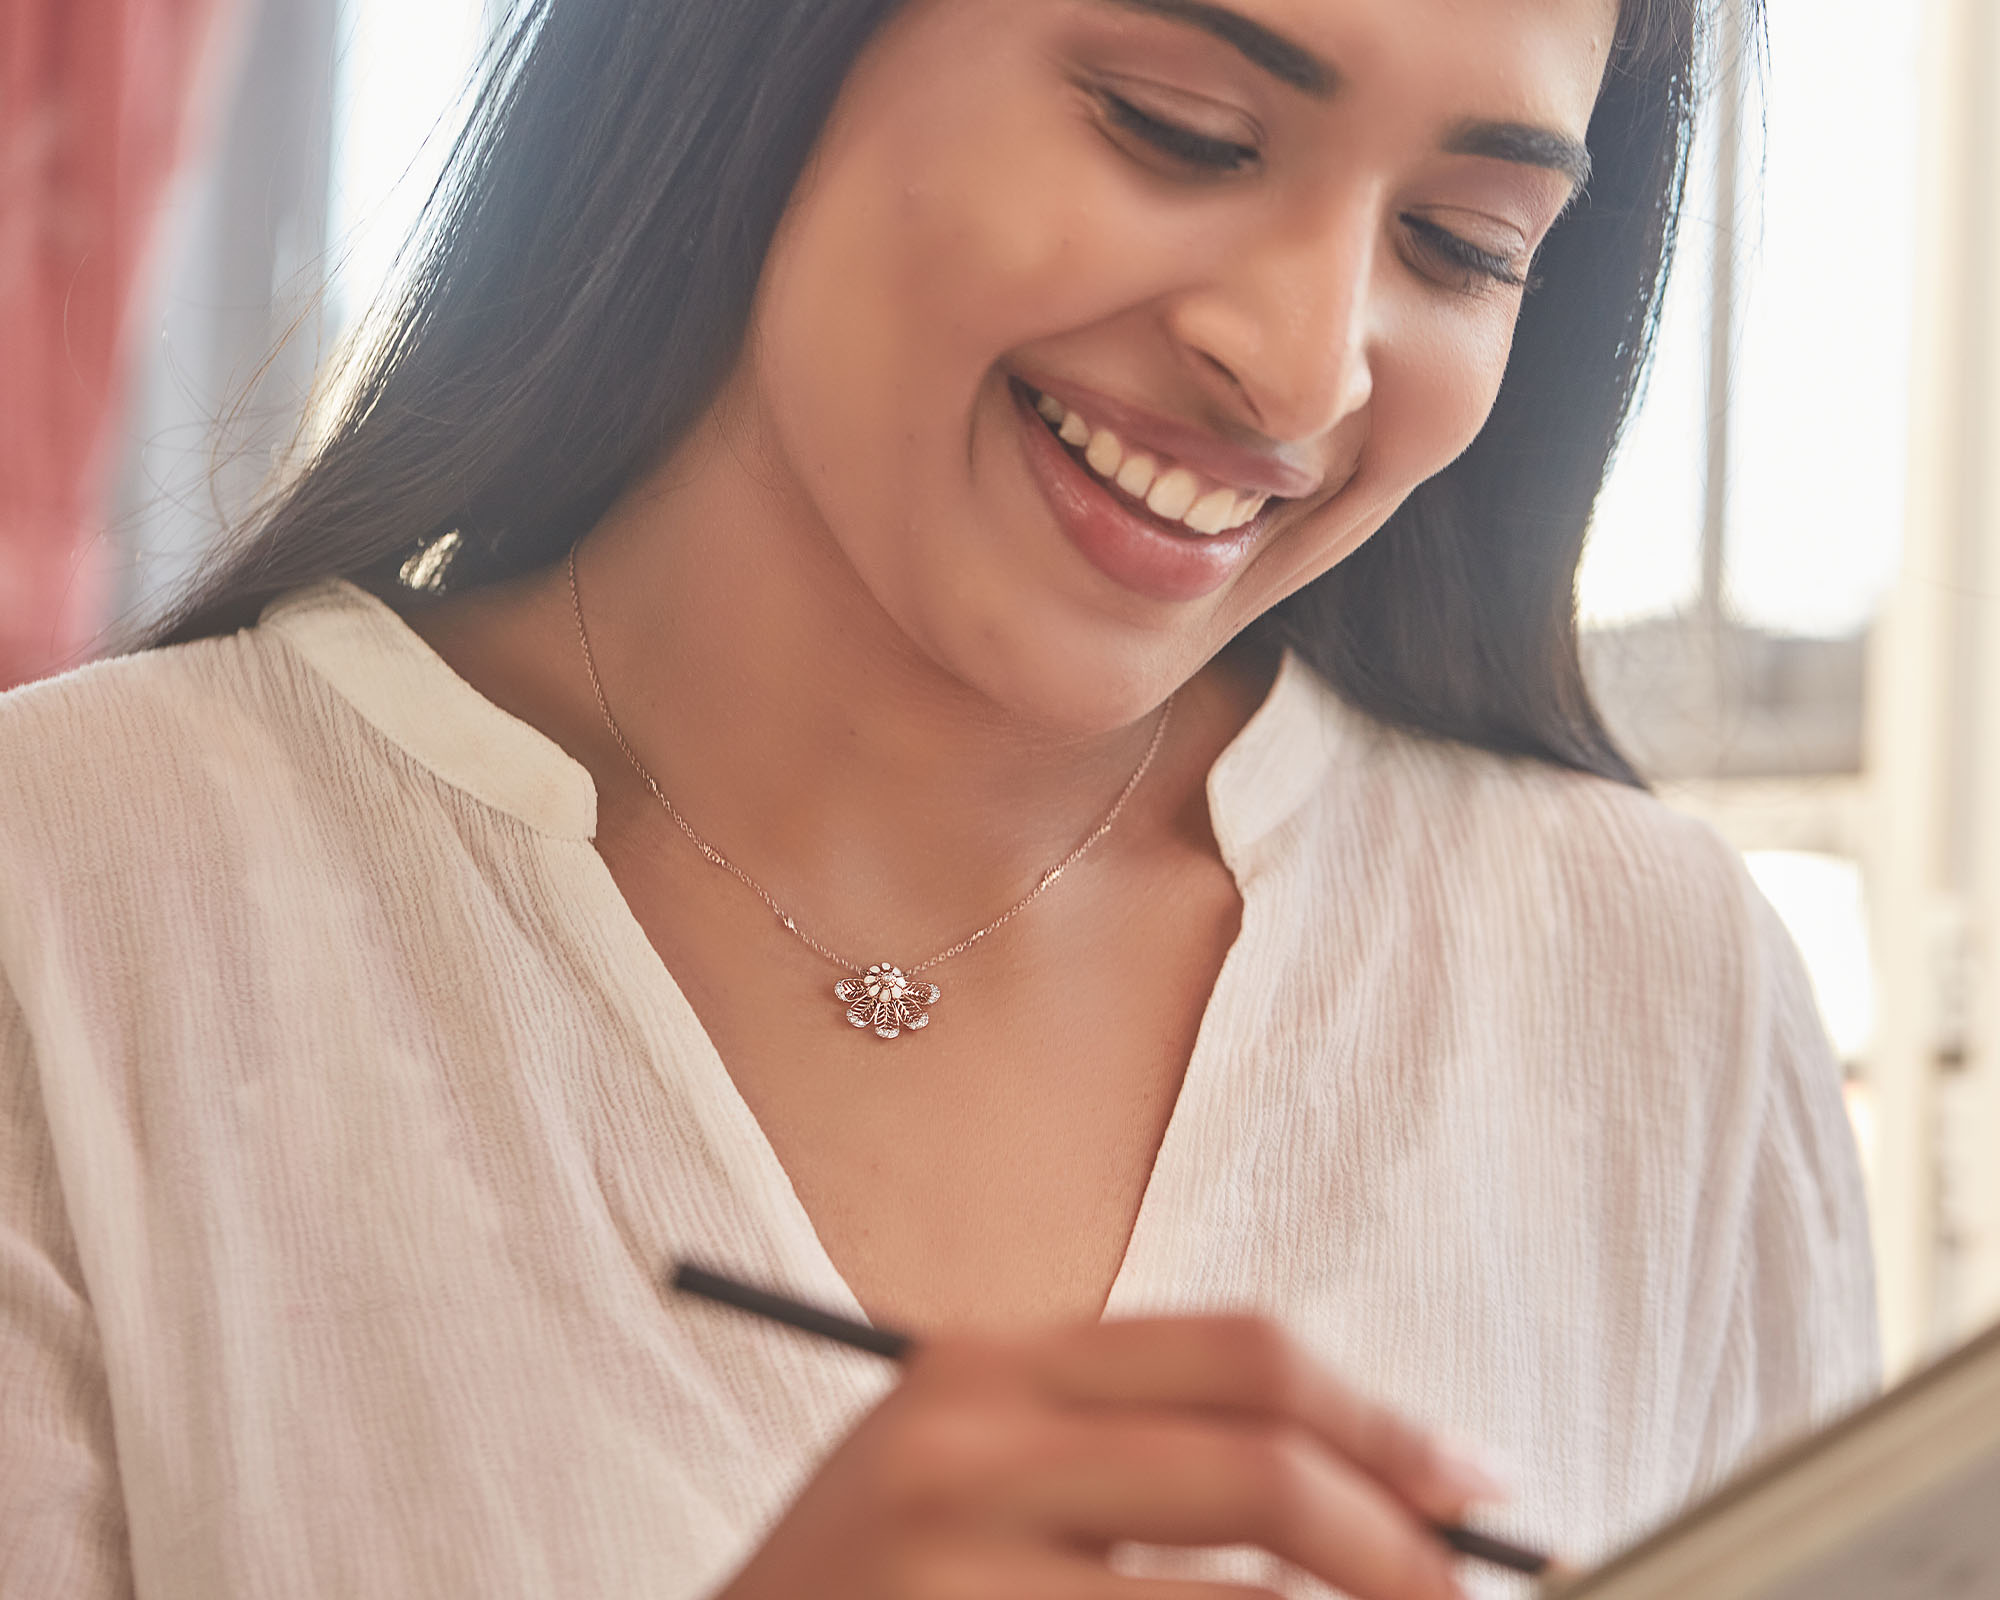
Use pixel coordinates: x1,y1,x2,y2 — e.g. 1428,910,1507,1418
143,0,1721,789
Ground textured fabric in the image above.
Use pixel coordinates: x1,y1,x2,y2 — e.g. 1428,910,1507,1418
0,580,1878,1598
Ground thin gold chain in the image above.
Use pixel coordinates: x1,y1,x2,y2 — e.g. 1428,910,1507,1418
568,547,1174,977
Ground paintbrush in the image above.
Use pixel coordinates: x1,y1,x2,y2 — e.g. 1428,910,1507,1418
670,1260,1554,1580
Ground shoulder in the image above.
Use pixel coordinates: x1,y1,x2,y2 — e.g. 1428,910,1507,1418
1303,695,1834,1133
2,625,277,735
0,609,396,961
0,621,334,836
1318,695,1762,967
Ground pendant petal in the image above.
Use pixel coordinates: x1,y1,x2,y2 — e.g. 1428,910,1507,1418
834,971,938,1039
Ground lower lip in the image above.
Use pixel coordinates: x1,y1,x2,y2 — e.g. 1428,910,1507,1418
1009,382,1265,604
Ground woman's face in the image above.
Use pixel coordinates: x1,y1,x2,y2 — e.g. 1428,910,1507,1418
735,0,1617,730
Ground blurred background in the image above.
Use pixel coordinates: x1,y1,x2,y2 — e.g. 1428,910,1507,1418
1,0,1993,1380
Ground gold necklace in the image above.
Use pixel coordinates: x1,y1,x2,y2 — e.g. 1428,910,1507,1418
568,548,1175,1041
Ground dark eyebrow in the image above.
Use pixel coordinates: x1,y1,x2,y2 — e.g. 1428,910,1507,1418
1096,1,1594,190
1096,0,1337,97
1444,120,1594,190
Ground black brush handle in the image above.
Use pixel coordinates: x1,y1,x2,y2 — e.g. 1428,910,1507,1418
668,1260,1554,1579
672,1261,913,1360
1435,1521,1552,1577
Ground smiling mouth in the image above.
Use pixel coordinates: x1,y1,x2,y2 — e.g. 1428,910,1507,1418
1013,380,1284,538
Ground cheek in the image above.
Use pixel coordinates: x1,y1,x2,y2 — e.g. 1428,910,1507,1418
1372,295,1519,488
748,192,989,571
751,30,1222,542
1247,298,1518,606
748,43,1105,535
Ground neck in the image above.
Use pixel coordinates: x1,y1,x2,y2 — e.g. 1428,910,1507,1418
420,402,1271,951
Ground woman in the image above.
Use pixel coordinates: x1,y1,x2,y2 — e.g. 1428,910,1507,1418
0,0,1875,1595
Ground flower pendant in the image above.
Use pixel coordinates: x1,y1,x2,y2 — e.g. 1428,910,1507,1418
835,963,942,1040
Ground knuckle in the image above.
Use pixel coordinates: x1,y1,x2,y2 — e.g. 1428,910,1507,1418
871,1403,1003,1521
1357,1399,1435,1492
1216,1314,1311,1412
1231,1419,1321,1535
1392,1422,1445,1493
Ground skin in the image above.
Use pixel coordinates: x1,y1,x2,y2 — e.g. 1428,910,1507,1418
410,0,1616,1590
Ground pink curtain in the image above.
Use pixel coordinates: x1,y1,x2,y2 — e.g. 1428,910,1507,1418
0,0,233,688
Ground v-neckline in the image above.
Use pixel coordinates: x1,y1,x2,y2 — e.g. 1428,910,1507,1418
568,827,1268,1330
264,579,1337,1328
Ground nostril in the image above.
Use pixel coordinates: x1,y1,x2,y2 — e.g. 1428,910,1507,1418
1197,349,1248,400
1189,347,1281,438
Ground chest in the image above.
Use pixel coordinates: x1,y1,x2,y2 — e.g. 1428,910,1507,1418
595,814,1245,1333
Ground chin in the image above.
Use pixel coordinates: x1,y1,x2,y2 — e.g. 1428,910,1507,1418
917,604,1221,735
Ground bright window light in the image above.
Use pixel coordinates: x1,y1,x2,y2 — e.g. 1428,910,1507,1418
1744,849,1876,1063
1725,0,1920,636
328,0,491,334
1581,0,1921,637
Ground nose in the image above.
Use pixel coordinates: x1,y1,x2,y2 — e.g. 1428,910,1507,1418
1164,195,1379,447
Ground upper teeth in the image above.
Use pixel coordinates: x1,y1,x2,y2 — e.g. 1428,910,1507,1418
1033,391,1268,535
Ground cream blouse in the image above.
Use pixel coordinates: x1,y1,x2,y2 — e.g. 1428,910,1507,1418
0,581,1877,1598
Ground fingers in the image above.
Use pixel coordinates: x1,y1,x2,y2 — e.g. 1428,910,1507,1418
1102,1586,1287,1600
882,1542,1288,1600
880,1322,1500,1600
1033,1569,1290,1600
986,1410,1467,1600
1022,1316,1510,1521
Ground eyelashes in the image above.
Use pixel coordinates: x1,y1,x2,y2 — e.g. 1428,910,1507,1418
1092,88,1533,294
1097,89,1258,173
1399,215,1532,292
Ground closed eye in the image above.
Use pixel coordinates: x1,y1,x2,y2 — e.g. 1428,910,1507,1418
1400,214,1532,292
1097,89,1259,174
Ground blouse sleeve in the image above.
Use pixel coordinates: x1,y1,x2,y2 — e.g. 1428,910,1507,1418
0,972,131,1598
1685,883,1881,1494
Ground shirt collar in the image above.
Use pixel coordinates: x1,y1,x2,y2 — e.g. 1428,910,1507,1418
262,579,1343,859
262,580,599,840
1206,647,1347,874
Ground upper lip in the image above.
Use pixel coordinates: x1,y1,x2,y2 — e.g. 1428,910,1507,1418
1014,372,1324,501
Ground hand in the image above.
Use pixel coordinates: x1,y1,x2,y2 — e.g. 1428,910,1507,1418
713,1315,1508,1599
